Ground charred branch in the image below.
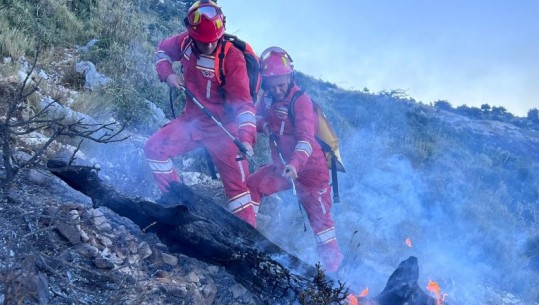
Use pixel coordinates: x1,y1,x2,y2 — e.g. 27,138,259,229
48,160,323,304
0,51,126,188
47,161,441,305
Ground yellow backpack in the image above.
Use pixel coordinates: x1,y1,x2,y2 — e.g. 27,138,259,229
288,90,346,202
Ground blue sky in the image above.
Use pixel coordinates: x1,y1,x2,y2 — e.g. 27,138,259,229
221,0,538,117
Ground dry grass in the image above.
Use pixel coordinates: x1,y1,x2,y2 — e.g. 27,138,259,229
0,27,36,58
70,89,117,120
0,0,182,127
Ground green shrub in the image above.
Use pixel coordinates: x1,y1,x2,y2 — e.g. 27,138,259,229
0,2,36,57
298,264,348,305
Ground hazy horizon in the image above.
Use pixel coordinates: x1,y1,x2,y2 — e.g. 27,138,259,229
222,0,538,117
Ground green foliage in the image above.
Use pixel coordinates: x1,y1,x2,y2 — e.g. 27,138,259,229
79,0,184,126
67,0,97,19
528,108,539,123
3,0,536,229
0,0,188,126
0,1,36,57
434,100,452,111
0,0,98,57
0,18,36,57
94,1,143,46
298,264,348,305
491,106,508,116
36,1,88,46
456,104,482,119
0,54,126,187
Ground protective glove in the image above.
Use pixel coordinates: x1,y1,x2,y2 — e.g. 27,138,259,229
166,73,183,90
241,142,254,157
283,164,298,180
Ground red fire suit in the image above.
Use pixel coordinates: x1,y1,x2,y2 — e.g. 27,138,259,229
247,84,343,272
144,32,258,226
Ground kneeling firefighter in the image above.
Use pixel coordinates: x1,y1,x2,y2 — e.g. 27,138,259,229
247,46,344,273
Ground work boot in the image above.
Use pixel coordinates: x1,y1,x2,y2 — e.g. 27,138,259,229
319,241,344,274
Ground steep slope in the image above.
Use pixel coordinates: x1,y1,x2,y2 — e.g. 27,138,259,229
288,73,539,304
2,0,539,304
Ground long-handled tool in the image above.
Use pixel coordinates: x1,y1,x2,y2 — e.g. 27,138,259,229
269,133,307,231
169,87,177,118
169,87,218,179
180,85,255,162
269,133,296,195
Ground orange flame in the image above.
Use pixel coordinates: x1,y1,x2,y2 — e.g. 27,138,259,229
426,280,444,305
359,287,369,297
346,288,369,305
346,294,358,305
405,238,412,248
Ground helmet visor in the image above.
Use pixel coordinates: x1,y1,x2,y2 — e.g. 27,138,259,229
260,46,293,63
188,6,220,25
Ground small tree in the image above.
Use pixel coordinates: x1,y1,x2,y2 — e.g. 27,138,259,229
527,108,539,124
0,53,126,189
480,103,491,112
466,106,483,119
455,105,470,116
433,100,452,112
491,106,507,117
297,264,348,305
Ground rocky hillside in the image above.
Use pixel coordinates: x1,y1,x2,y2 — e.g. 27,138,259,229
2,1,539,304
2,49,539,305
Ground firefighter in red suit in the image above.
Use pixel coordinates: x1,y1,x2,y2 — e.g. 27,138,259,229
144,0,258,226
247,47,344,272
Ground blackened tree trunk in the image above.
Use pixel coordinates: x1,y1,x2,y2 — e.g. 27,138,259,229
48,161,317,304
48,161,439,305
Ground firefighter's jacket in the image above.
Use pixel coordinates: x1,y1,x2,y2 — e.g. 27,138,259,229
147,32,258,226
251,85,343,272
256,85,326,182
154,32,256,146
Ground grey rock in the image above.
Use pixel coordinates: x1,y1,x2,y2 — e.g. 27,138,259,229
88,209,112,231
161,253,178,266
186,271,200,284
75,61,111,90
229,283,247,299
94,257,115,270
76,244,99,258
138,241,152,260
56,221,81,245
